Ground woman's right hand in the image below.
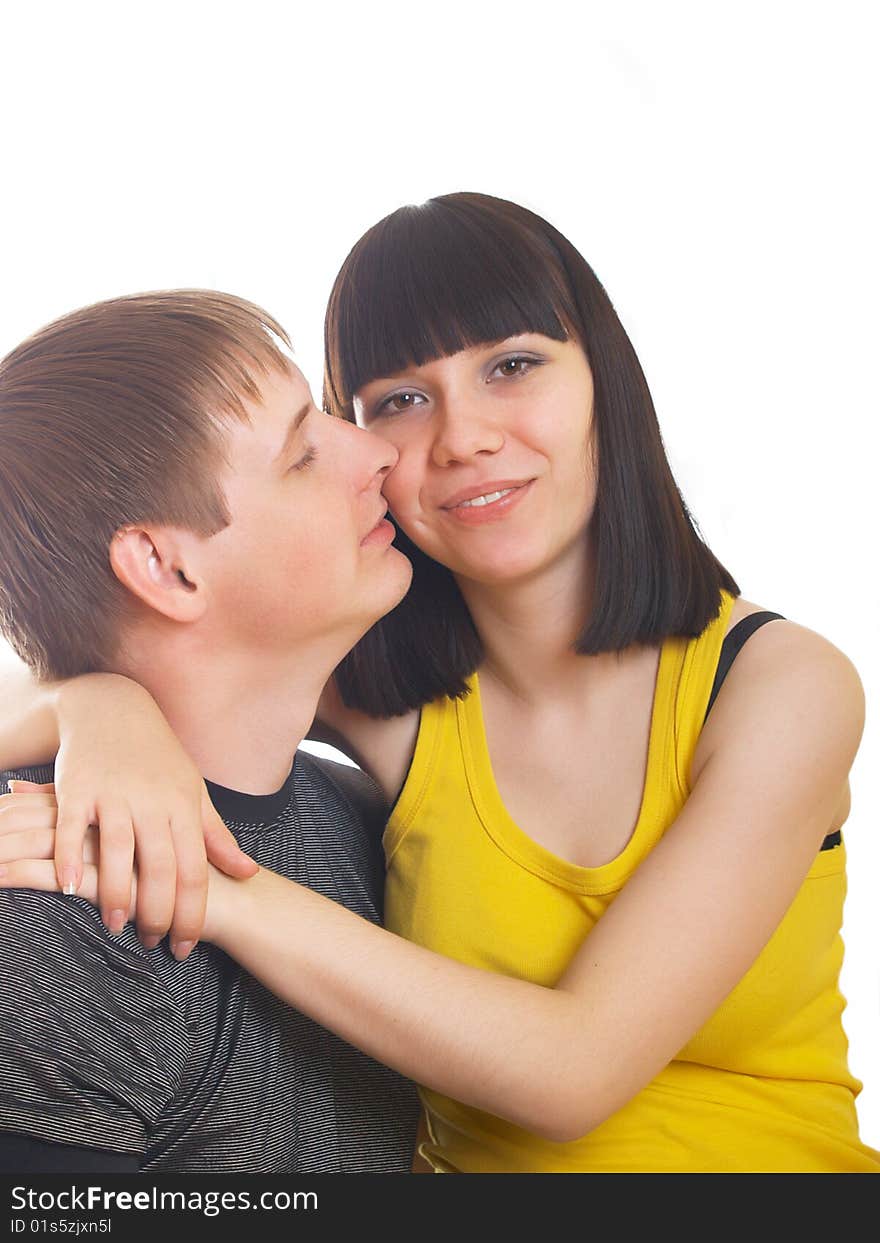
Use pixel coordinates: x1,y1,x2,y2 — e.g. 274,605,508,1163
47,673,258,954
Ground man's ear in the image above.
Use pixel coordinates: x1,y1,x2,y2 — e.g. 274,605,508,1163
109,526,208,623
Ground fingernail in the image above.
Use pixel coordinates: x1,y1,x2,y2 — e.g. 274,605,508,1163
171,940,194,962
62,868,78,897
107,909,127,935
141,935,162,951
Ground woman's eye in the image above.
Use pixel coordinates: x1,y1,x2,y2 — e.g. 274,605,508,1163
375,390,426,417
490,355,541,380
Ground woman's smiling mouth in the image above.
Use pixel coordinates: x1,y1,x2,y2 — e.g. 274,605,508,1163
440,478,535,524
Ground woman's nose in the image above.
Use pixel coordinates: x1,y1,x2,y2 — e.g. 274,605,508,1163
430,400,504,468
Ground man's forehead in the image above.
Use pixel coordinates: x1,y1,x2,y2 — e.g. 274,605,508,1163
251,357,309,403
225,362,314,463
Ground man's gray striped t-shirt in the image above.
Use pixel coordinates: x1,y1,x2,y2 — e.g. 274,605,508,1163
0,751,420,1172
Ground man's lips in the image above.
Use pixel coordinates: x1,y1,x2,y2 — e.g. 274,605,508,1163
360,503,395,547
440,479,535,510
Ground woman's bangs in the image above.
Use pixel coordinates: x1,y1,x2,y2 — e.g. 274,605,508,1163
328,207,575,408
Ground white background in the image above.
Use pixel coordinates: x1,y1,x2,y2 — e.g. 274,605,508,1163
1,1,878,1146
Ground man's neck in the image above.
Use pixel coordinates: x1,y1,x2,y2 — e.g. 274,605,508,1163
110,632,341,795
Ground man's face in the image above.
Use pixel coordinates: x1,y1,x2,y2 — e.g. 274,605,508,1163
200,363,412,658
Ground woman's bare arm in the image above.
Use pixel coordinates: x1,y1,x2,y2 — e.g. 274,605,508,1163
3,622,862,1140
0,658,411,954
0,662,61,768
204,623,862,1140
0,665,257,947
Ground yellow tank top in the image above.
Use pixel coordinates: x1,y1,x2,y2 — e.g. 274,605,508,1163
383,593,880,1172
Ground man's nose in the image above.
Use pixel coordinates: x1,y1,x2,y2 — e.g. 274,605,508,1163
340,418,399,485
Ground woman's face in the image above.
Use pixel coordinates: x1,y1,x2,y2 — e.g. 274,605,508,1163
353,333,596,587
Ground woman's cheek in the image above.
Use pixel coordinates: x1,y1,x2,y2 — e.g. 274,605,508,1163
381,456,419,520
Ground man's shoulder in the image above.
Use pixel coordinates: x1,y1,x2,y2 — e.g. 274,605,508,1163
291,750,388,916
0,885,176,1000
0,761,56,793
0,797,181,1021
0,889,185,1155
294,748,388,832
0,763,153,977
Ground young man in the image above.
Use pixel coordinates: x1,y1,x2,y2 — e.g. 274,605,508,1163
0,291,420,1172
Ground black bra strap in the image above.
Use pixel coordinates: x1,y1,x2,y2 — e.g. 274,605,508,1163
703,608,840,853
704,611,785,724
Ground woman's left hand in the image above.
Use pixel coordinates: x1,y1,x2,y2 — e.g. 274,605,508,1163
0,779,247,955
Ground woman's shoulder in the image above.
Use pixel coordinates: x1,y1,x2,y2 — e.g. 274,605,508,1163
312,678,420,806
692,595,865,782
723,596,860,681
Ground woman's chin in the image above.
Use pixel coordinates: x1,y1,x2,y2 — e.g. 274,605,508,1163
450,550,549,588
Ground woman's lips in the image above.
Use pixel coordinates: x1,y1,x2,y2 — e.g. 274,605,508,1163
441,478,535,525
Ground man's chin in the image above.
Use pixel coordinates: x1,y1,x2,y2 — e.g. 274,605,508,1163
384,546,414,607
360,546,413,627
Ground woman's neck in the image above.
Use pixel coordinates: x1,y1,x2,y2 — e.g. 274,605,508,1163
457,542,596,707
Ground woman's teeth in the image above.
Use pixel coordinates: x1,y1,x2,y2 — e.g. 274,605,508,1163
457,488,515,508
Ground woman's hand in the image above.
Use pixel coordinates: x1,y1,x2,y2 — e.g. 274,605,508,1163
0,780,251,956
0,783,122,907
46,674,258,954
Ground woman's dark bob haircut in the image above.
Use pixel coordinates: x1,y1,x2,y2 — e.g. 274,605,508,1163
324,191,738,717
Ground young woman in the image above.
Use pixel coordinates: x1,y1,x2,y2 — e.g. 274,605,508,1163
1,193,877,1172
